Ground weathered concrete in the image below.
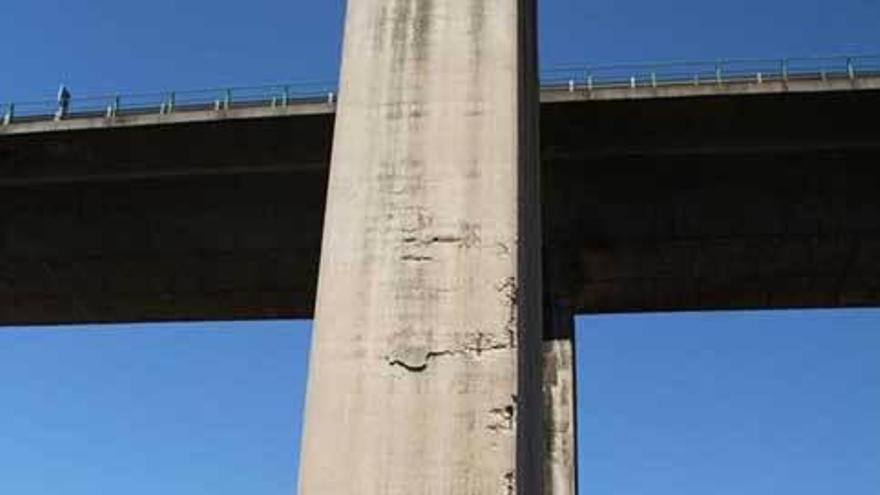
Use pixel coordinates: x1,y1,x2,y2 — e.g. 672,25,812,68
543,301,577,495
297,0,543,493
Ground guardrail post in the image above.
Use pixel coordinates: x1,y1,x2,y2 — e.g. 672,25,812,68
781,59,789,83
328,91,335,104
629,76,636,89
847,57,855,80
168,92,176,113
224,89,231,110
567,79,574,92
282,86,289,107
2,103,12,125
586,73,593,92
715,61,723,86
756,72,763,84
650,72,657,88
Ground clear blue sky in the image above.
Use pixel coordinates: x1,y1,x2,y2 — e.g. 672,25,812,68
1,0,879,100
578,311,880,495
1,1,879,494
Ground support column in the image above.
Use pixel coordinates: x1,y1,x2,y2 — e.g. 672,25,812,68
544,301,578,494
298,0,542,493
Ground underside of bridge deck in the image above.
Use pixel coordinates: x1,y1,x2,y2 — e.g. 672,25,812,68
542,90,880,314
1,88,879,326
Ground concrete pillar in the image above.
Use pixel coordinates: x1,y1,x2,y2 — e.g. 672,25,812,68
298,0,542,493
544,301,578,495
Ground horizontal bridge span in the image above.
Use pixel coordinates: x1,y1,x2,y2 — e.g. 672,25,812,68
2,86,880,326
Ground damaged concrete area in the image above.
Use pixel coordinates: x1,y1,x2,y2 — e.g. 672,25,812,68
487,403,516,433
385,330,514,372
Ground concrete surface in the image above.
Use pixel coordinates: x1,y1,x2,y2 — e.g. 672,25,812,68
296,0,543,493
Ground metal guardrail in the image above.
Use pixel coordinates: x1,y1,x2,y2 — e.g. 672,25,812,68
542,55,880,91
1,81,337,125
2,55,879,125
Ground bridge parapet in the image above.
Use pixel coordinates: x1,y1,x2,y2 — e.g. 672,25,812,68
3,55,878,133
544,54,880,90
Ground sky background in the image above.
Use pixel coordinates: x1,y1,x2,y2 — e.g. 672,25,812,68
1,0,879,494
2,0,880,100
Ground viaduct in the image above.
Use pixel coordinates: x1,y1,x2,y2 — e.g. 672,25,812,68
2,1,880,493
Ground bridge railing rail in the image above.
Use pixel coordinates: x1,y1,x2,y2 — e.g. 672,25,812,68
3,55,879,125
1,81,336,125
542,55,880,91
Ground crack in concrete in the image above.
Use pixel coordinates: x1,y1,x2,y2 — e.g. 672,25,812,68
402,234,463,245
463,330,510,356
400,221,481,248
386,333,513,372
386,350,450,372
400,253,434,262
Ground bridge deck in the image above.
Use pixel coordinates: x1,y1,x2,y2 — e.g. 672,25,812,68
2,83,880,326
